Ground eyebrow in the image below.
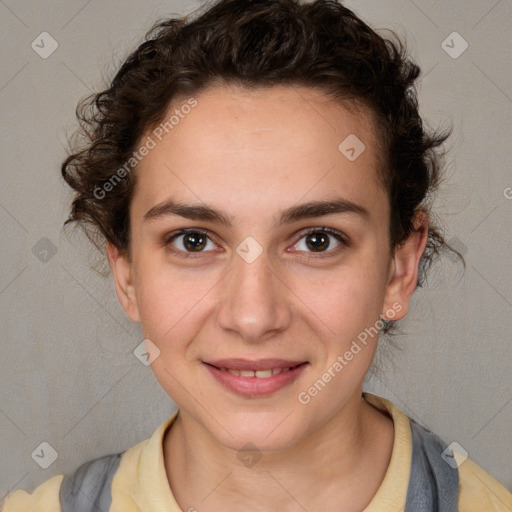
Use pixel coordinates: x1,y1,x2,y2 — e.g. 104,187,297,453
143,197,370,228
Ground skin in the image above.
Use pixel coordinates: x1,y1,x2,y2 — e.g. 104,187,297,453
108,84,428,511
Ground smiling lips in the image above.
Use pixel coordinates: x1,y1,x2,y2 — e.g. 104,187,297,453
203,358,309,396
218,367,291,378
206,358,305,372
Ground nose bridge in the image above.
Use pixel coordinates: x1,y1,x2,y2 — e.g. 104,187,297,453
217,245,289,342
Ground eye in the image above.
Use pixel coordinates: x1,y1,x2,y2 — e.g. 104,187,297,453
164,226,348,259
164,228,217,257
292,227,347,255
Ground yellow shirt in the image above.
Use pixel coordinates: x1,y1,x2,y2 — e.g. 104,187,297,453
3,393,511,511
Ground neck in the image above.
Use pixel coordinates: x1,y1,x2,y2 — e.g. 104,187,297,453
163,391,394,512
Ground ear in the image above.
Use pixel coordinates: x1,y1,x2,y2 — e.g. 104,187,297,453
106,241,141,322
381,211,429,321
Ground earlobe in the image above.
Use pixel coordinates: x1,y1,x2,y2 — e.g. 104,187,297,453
381,211,429,321
106,241,141,322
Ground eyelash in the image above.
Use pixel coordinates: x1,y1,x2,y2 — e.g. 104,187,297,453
163,227,349,259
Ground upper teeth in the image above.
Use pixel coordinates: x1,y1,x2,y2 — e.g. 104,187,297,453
220,367,291,378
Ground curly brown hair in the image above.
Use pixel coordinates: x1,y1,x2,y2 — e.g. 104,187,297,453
61,0,465,336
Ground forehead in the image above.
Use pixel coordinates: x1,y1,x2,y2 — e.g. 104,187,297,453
161,84,381,159
132,84,388,225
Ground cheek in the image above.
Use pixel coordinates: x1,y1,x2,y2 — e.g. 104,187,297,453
294,263,384,333
297,269,386,390
133,262,214,349
133,264,181,338
305,275,384,399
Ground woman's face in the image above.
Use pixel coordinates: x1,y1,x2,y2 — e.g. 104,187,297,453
109,84,422,452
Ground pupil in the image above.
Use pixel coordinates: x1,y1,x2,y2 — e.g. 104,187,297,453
307,233,329,251
185,233,206,251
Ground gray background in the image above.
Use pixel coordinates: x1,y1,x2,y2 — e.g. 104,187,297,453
1,0,511,500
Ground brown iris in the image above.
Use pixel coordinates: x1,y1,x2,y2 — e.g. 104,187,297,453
183,232,207,252
305,232,330,252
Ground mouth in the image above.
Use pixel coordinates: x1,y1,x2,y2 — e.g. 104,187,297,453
202,359,309,396
205,363,305,378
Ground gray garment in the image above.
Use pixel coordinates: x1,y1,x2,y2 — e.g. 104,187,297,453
59,452,123,512
405,418,459,511
59,419,459,512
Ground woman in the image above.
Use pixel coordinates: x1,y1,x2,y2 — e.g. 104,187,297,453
3,0,511,510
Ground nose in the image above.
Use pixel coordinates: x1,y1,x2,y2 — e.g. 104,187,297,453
216,247,291,344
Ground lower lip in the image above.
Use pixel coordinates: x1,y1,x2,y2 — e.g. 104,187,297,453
203,362,308,397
